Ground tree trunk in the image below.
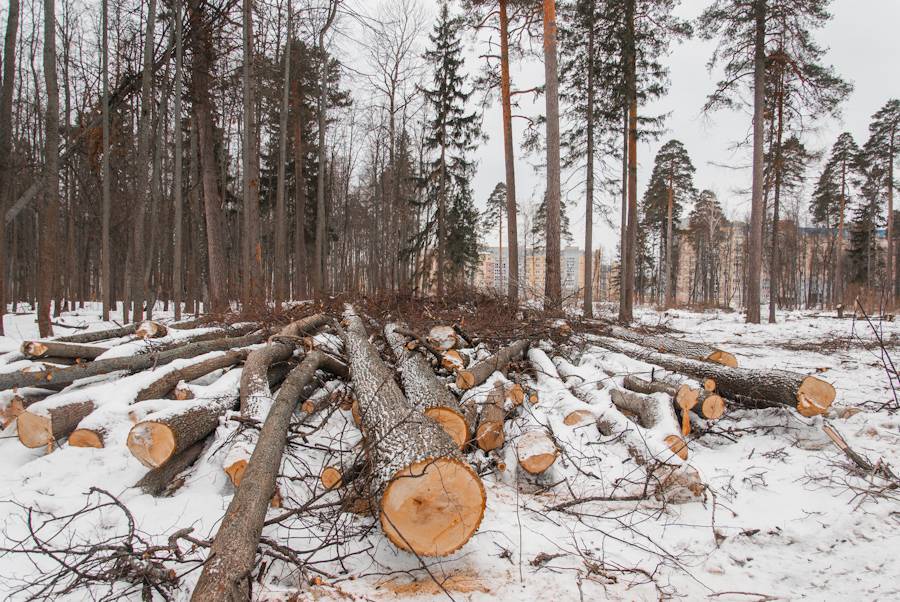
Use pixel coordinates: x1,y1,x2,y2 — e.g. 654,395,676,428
455,339,529,390
499,0,519,304
339,305,485,557
52,323,137,343
134,438,206,496
746,0,767,323
172,0,183,320
590,335,835,416
190,350,347,602
621,0,637,323
609,388,688,460
385,323,468,448
134,348,251,402
241,0,261,307
595,323,737,367
313,2,337,297
39,0,60,339
665,175,674,307
274,1,291,306
292,52,308,300
583,1,595,318
20,340,107,361
619,104,628,315
542,0,562,310
0,0,20,334
622,374,725,421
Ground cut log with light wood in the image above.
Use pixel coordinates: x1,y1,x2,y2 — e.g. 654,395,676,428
338,306,485,558
69,398,187,449
609,388,688,460
599,324,738,367
1,392,50,428
127,369,245,468
20,340,107,361
515,429,559,475
427,325,461,351
475,383,507,451
223,314,330,486
0,330,266,391
623,375,726,421
590,336,835,417
134,348,251,402
18,399,96,449
385,323,469,448
135,320,168,339
456,339,529,390
190,350,347,602
441,349,469,372
134,438,206,496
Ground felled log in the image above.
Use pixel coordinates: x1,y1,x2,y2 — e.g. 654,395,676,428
53,323,138,344
190,350,347,602
1,392,50,428
134,438,206,496
427,325,461,351
135,320,168,339
623,375,726,421
393,326,444,364
475,383,507,451
126,369,245,468
601,324,738,367
590,336,835,417
456,339,529,390
134,349,251,402
0,330,266,391
441,349,469,372
17,400,96,449
20,340,107,361
223,314,330,486
339,305,485,557
515,429,559,475
609,388,688,460
69,397,189,449
385,323,469,448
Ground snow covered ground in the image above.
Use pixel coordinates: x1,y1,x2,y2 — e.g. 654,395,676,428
1,304,899,601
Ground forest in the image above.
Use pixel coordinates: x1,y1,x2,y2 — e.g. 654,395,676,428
0,1,899,601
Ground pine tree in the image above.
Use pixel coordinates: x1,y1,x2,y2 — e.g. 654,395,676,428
688,190,728,305
531,191,573,251
811,132,862,305
641,140,696,305
847,162,884,288
422,2,481,292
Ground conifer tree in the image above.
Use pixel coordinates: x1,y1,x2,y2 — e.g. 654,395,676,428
847,161,884,290
688,190,728,305
423,2,481,293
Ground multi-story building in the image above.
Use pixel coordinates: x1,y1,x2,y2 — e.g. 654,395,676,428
475,246,602,303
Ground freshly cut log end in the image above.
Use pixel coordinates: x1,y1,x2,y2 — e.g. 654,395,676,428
506,383,525,406
701,394,726,420
17,400,96,448
127,422,176,468
379,456,486,557
703,379,716,392
515,431,558,475
21,341,49,358
675,385,699,410
664,434,689,461
224,459,248,487
795,376,836,417
350,399,362,427
136,320,168,339
563,409,595,426
16,411,52,448
69,428,104,448
174,386,194,400
320,466,343,490
455,371,476,390
424,407,469,449
427,326,460,351
475,421,504,452
441,350,468,372
706,350,738,368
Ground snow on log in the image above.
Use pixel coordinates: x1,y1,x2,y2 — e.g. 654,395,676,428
134,348,252,402
623,374,725,422
135,320,168,339
385,323,468,448
69,398,186,449
0,331,266,391
529,349,602,426
589,335,835,417
0,391,50,428
134,438,206,496
126,369,245,468
339,305,485,557
17,399,96,449
427,325,461,351
223,314,330,486
20,340,107,361
609,388,688,460
456,339,529,390
599,324,738,367
515,429,559,475
52,323,139,343
441,349,469,372
190,350,347,601
475,383,508,451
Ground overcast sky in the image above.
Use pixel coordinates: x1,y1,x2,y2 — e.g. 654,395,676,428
465,0,900,260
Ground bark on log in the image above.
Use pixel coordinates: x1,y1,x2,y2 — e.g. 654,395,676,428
339,305,485,557
0,331,266,391
20,340,107,361
53,324,138,343
1,392,49,428
623,375,725,421
590,335,835,417
134,348,251,402
600,324,738,367
609,388,688,461
385,323,468,448
134,438,206,496
135,320,168,339
223,314,330,485
126,369,245,468
456,339,529,390
18,400,96,448
190,350,347,602
475,383,507,451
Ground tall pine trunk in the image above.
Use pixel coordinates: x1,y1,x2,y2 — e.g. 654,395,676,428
39,0,59,338
583,1,595,318
499,0,519,304
768,63,785,323
542,0,562,310
622,0,637,323
665,174,674,307
0,0,20,333
746,0,766,323
619,104,627,315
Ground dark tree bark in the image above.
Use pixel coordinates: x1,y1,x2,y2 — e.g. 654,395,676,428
542,0,562,310
622,0,637,323
172,0,184,320
273,1,291,306
0,0,20,334
746,0,767,323
455,339,529,390
241,0,262,306
499,0,519,304
39,0,60,338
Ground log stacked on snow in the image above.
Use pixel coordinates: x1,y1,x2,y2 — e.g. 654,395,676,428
134,439,206,496
0,330,266,391
609,388,688,460
133,349,252,402
385,323,469,448
339,305,485,557
52,323,138,344
1,392,51,428
135,320,168,339
590,336,835,417
223,314,330,486
599,324,738,367
623,374,725,424
190,350,348,601
20,341,107,361
456,339,529,390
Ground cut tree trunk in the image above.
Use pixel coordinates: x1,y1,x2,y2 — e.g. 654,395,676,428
623,375,725,421
385,323,468,448
590,335,835,417
18,400,96,449
134,438,206,496
609,388,688,461
223,314,330,486
135,320,168,339
339,305,485,557
596,324,737,367
20,341,107,361
1,393,50,428
190,350,347,602
456,339,529,390
475,383,508,452
53,323,137,343
134,348,251,402
0,331,265,391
